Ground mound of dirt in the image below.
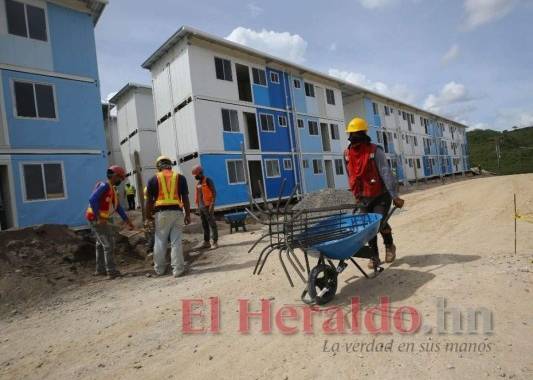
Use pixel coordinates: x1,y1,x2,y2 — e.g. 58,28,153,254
0,224,145,316
293,188,355,210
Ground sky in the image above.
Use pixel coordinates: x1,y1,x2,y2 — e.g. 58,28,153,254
94,0,533,131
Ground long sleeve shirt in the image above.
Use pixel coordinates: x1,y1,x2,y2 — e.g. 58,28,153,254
88,182,128,221
373,146,399,199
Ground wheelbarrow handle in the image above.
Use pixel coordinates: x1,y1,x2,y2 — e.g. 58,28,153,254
381,206,397,226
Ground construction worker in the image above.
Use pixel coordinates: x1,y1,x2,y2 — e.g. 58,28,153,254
143,186,155,253
86,165,134,279
192,165,218,249
145,156,191,277
344,117,405,268
125,183,136,210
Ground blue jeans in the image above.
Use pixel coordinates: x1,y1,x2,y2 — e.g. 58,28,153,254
153,210,185,275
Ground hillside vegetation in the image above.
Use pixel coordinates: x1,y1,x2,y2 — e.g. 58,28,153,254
467,126,533,174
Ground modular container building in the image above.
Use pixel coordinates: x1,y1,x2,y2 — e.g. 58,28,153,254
0,0,107,229
141,26,469,210
108,83,158,203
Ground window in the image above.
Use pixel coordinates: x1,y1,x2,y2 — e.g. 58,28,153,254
13,81,56,119
252,68,267,86
330,124,340,140
221,109,239,132
260,114,275,132
413,136,418,146
265,159,280,177
408,159,413,168
402,111,407,120
297,118,304,129
293,79,301,89
303,159,309,169
312,159,323,174
384,106,390,116
283,158,293,170
278,115,287,127
308,120,319,135
6,0,47,41
304,82,315,97
377,132,383,144
226,160,245,184
410,114,415,123
334,159,344,175
326,89,335,105
214,57,232,81
22,163,65,201
372,102,378,115
269,71,279,83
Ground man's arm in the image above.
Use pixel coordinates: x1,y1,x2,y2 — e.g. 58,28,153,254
145,177,157,220
206,177,216,210
179,175,191,224
88,182,108,222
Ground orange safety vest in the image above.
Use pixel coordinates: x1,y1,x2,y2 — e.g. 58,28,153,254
195,177,214,207
155,170,183,207
85,181,118,221
344,142,385,198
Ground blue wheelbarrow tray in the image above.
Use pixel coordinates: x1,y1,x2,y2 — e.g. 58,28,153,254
223,211,248,222
310,213,382,260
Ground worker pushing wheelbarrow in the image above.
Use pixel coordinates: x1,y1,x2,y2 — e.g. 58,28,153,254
247,115,405,304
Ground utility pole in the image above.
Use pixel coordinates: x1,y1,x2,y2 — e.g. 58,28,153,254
495,138,501,170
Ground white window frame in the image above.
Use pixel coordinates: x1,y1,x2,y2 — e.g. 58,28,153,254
278,115,287,127
312,159,324,175
304,82,315,97
265,159,281,178
5,0,50,43
302,159,309,169
214,56,232,81
296,118,304,129
283,158,293,170
308,120,319,136
20,161,67,203
11,79,59,121
225,159,246,185
269,71,280,84
330,123,340,140
293,79,301,89
325,88,336,105
251,67,267,87
259,113,275,133
221,108,240,133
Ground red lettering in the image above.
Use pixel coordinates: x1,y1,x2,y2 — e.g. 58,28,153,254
182,299,206,334
209,297,220,333
238,299,271,334
322,307,346,334
350,297,361,334
275,306,299,335
364,296,391,334
393,306,421,334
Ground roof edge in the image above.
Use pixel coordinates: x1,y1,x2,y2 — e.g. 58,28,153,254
108,82,152,104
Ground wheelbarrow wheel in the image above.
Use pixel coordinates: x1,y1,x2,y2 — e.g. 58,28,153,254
307,264,338,305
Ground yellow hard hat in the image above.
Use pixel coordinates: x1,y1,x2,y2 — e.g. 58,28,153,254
346,117,368,133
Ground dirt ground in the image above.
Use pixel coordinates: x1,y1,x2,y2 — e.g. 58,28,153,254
1,174,532,380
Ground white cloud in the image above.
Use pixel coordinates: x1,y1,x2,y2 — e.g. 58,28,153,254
470,122,490,130
464,0,518,29
329,42,337,52
328,68,416,103
442,44,460,64
358,0,397,9
423,81,471,112
226,27,307,63
246,3,263,18
495,110,533,129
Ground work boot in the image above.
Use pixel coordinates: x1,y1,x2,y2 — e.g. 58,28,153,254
199,241,211,249
367,258,381,269
385,244,397,263
93,271,106,277
107,270,122,280
211,241,219,250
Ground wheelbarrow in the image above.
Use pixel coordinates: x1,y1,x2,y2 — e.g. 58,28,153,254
300,207,397,305
223,211,248,233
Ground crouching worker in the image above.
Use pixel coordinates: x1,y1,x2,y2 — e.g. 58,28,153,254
86,166,134,279
344,117,405,268
145,156,191,277
192,165,218,249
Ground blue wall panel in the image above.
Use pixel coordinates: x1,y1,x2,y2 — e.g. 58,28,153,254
302,155,326,193
2,70,105,150
298,115,322,153
265,68,286,109
256,108,291,152
291,75,307,114
47,3,99,79
262,155,295,198
252,84,270,107
222,132,244,151
10,153,107,227
200,154,249,206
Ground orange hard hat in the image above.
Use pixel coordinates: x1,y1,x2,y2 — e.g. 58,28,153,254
192,165,203,176
108,165,126,180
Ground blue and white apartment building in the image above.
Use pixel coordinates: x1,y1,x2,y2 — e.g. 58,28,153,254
0,0,107,229
142,26,470,209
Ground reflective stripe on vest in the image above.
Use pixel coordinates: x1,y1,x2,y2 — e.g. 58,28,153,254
155,171,183,207
194,177,214,207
